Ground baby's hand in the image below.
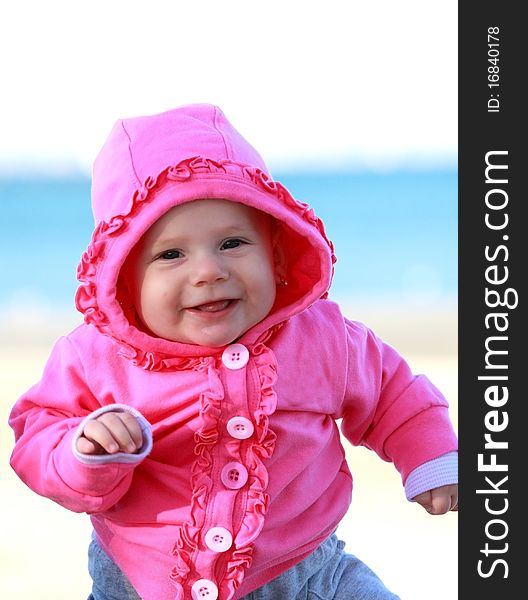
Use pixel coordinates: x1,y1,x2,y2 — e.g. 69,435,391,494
76,411,144,455
413,484,458,515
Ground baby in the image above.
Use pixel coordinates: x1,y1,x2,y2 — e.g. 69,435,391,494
9,104,458,600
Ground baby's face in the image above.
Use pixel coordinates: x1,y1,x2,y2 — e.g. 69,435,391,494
126,199,277,347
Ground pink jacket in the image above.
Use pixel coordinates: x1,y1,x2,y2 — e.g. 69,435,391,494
9,104,458,600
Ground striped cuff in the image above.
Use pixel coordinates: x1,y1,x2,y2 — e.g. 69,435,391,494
405,451,458,501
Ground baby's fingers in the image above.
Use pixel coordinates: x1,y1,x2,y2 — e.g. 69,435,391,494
80,412,143,455
414,485,458,515
104,412,143,452
75,435,100,455
429,491,453,515
430,485,458,514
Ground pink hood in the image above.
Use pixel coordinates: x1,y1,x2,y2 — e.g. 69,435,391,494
76,104,336,367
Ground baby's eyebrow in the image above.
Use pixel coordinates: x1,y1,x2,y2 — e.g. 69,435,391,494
203,221,256,236
150,223,255,248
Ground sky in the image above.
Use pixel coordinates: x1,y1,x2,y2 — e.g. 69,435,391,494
0,1,457,174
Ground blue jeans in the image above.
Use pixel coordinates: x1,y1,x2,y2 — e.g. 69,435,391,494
87,532,401,600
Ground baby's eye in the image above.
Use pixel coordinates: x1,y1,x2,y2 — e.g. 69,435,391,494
159,249,182,260
221,238,246,250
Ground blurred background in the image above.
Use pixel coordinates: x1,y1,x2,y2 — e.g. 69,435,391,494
0,1,458,598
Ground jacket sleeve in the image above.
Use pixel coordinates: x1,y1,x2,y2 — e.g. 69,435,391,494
338,319,458,486
8,335,150,514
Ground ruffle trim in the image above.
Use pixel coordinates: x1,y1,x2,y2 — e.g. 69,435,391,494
75,155,336,371
169,345,278,599
168,357,222,593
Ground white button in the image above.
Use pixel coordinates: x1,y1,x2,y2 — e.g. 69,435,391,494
204,526,233,552
226,416,254,440
222,343,249,369
191,579,218,600
221,461,248,489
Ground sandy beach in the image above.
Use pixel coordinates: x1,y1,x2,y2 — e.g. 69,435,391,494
1,304,458,599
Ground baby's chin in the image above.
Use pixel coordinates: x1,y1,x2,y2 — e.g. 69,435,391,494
159,326,247,349
182,331,246,349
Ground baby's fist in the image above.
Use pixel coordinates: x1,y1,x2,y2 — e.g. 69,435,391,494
413,484,458,514
76,411,144,456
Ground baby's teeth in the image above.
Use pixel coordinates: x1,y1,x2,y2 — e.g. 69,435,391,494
197,300,229,312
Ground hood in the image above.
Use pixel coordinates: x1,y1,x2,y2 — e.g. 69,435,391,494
76,104,335,369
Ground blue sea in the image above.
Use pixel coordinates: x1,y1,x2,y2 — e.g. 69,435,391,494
0,170,457,319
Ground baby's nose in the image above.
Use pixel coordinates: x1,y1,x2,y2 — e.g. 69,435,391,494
190,255,229,285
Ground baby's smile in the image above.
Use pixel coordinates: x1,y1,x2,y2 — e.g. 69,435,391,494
186,299,237,314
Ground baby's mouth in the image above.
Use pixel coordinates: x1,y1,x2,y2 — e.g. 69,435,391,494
189,299,234,313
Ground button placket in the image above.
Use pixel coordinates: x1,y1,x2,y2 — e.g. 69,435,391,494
190,343,253,596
